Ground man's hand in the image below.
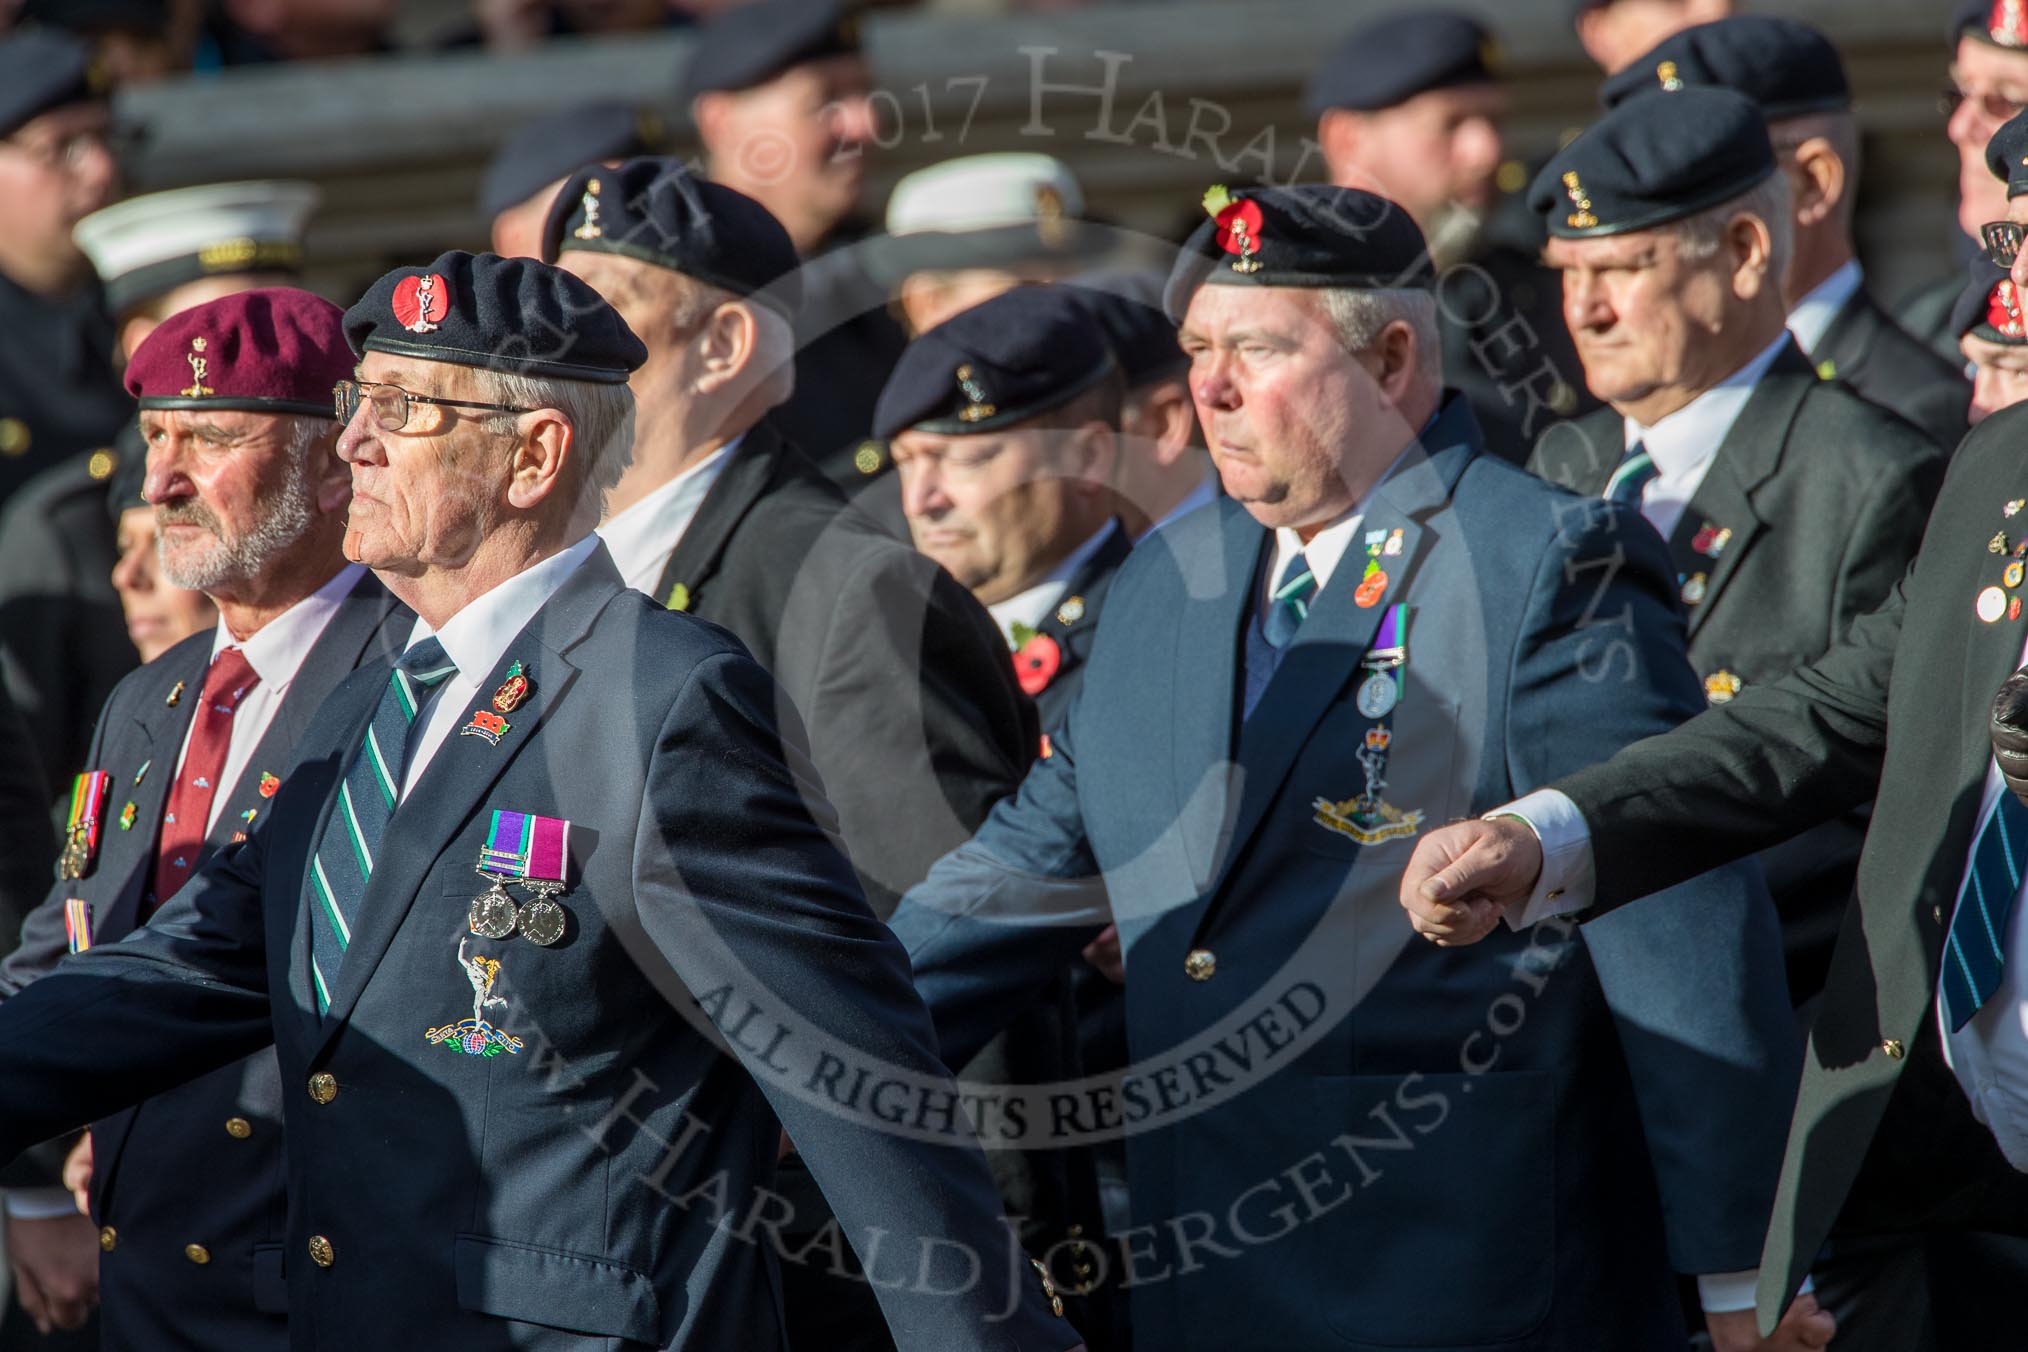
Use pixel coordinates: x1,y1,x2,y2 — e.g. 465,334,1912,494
1398,816,1542,945
4,1212,99,1334
1993,669,2028,808
1082,925,1124,985
61,1134,92,1215
1704,1293,1835,1351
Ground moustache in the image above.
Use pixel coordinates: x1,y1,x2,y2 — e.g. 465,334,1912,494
154,499,221,534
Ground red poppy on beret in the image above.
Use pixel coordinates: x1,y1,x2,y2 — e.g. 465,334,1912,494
125,287,353,419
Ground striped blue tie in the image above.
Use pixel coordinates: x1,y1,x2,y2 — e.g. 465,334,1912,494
1943,784,2028,1031
1604,443,1657,506
1263,552,1316,650
307,638,458,1012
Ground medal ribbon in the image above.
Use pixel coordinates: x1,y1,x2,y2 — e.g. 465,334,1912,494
66,771,110,852
1360,604,1411,704
478,810,570,884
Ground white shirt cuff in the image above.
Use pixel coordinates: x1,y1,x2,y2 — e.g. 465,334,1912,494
1696,1270,1812,1314
3,1188,82,1220
1487,788,1595,930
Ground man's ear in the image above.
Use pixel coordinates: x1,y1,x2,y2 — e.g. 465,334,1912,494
1726,212,1777,301
1144,380,1199,467
1066,420,1120,495
1788,138,1845,229
691,302,757,396
691,92,732,162
505,410,574,511
1374,320,1421,405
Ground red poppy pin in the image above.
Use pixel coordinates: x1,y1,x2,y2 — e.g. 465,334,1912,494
1013,633,1062,697
258,772,280,798
1202,185,1263,274
1354,570,1388,608
392,272,450,335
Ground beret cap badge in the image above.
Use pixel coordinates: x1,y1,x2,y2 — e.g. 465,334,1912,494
1562,171,1599,231
1202,185,1263,275
1992,278,2026,339
181,336,214,399
954,364,997,423
573,179,604,242
392,272,450,335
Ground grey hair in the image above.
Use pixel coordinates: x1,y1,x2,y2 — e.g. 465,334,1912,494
1316,287,1443,402
155,413,334,591
1671,171,1794,280
471,369,638,511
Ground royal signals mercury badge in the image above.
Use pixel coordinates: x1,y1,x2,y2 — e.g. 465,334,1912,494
424,939,524,1058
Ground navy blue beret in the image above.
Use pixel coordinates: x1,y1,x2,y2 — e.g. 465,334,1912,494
344,250,645,385
0,31,103,139
1952,260,2027,344
679,0,862,103
1163,184,1433,323
541,157,802,318
1069,268,1185,388
1305,10,1498,118
1529,86,1774,239
1958,0,2028,49
479,102,655,221
873,286,1116,440
1987,110,2028,199
1599,18,1849,121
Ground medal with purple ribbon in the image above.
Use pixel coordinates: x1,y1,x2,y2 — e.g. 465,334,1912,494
469,809,572,945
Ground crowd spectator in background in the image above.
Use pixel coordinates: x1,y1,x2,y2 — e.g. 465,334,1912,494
479,101,656,259
104,429,215,662
1570,0,1734,76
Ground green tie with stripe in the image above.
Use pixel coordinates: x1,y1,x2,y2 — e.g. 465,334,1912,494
307,637,458,1012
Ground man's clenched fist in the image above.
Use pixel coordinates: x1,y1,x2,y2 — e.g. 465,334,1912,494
1398,815,1544,945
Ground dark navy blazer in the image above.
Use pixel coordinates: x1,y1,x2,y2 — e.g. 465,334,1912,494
0,548,1075,1352
891,397,1801,1351
0,569,405,1348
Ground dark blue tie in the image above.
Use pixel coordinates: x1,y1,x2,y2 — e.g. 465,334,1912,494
307,638,458,1012
1604,442,1657,506
1943,785,2027,1030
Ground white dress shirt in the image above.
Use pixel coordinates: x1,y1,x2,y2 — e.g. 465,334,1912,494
595,439,737,598
176,563,366,834
986,521,1122,648
399,535,599,796
1621,333,1790,542
1786,260,1863,358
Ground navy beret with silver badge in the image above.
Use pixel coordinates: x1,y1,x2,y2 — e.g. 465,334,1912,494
1304,10,1499,119
1598,17,1850,121
1162,184,1433,323
873,286,1115,440
541,157,802,318
678,0,861,102
1528,86,1775,239
0,31,103,139
344,250,646,385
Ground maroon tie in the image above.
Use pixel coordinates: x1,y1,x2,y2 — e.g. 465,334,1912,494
147,648,258,912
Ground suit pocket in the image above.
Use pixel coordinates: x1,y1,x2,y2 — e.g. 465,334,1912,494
252,1242,288,1315
1309,1070,1555,1346
454,1233,661,1343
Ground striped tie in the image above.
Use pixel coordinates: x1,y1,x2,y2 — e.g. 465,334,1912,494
1263,551,1316,650
1604,443,1657,506
307,638,458,1012
1943,785,2028,1031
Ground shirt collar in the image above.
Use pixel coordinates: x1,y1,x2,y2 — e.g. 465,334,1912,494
211,563,365,690
406,534,600,680
1786,259,1863,356
595,438,739,593
986,520,1121,646
1264,417,1432,594
1624,332,1791,483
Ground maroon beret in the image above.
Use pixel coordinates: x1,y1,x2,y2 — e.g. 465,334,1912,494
125,287,352,419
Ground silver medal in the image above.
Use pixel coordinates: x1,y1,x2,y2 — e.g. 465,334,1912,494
1356,672,1398,719
518,896,567,947
468,881,519,940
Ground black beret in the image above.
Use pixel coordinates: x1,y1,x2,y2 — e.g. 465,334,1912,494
541,157,802,318
679,0,862,103
1953,260,2028,344
0,31,103,139
1529,86,1774,240
1957,0,2028,49
1305,10,1499,118
104,420,148,526
1163,184,1433,323
344,250,646,385
873,286,1116,440
479,102,655,221
1987,109,2028,199
1068,268,1185,388
1599,18,1850,121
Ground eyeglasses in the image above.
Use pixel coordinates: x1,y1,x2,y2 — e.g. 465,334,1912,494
1943,85,2028,127
1983,220,2027,268
2,125,134,171
334,379,537,432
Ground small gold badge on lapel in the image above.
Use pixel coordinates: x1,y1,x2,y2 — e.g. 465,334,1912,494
1704,670,1742,705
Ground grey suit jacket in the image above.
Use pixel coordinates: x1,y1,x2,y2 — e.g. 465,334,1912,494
1813,287,1970,453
